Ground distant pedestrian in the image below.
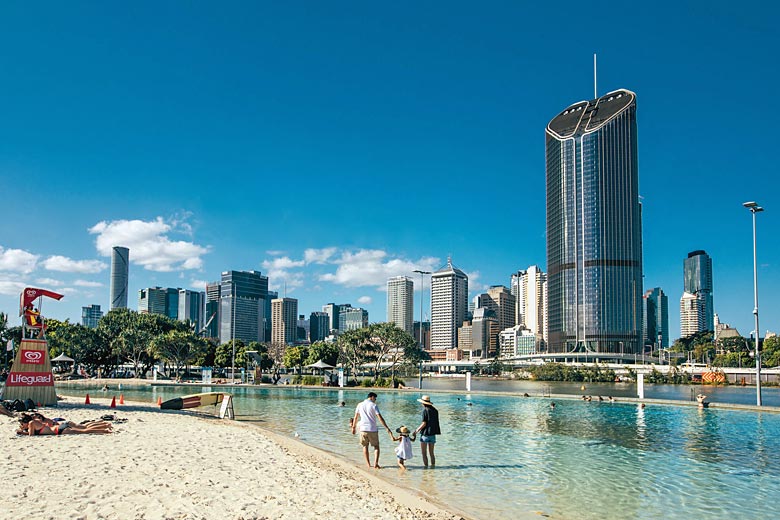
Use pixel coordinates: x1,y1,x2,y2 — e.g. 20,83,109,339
413,395,441,468
351,392,392,469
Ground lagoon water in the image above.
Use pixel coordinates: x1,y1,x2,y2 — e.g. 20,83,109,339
57,382,780,519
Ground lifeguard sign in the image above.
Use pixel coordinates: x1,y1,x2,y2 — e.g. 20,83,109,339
3,287,64,406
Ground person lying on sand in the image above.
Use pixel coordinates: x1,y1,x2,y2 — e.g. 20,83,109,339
16,413,113,435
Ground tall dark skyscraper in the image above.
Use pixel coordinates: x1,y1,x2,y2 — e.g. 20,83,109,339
110,246,129,310
545,89,643,354
219,270,269,345
681,250,714,334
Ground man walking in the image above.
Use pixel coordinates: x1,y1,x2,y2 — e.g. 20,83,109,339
351,391,392,469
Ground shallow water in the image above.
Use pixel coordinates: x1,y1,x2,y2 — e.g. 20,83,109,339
56,382,780,520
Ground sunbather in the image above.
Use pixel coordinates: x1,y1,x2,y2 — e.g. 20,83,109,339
17,413,113,435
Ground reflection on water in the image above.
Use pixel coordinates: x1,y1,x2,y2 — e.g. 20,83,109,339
57,383,780,520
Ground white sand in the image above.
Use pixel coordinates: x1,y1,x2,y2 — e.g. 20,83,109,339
2,397,465,520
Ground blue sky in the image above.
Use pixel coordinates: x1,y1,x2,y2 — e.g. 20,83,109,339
0,1,778,340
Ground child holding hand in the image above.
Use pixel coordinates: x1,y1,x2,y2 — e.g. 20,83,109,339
390,425,415,469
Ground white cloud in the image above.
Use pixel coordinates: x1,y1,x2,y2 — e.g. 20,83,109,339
357,296,373,305
0,247,39,274
267,270,305,293
190,280,209,291
35,278,65,287
319,249,440,289
0,279,27,296
74,280,104,288
42,255,107,273
262,257,305,270
305,247,338,264
89,217,209,272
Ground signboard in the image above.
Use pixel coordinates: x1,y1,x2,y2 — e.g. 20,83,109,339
219,395,234,420
21,349,45,365
6,371,54,386
338,367,344,388
202,367,212,384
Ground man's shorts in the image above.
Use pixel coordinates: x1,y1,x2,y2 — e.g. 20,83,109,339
359,431,380,448
420,434,436,444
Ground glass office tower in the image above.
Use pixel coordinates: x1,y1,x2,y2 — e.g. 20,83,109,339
683,250,714,332
545,89,643,354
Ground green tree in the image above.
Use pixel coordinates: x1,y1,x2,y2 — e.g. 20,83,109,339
151,330,208,377
337,327,376,383
215,339,246,368
762,336,780,368
305,341,339,367
283,345,309,374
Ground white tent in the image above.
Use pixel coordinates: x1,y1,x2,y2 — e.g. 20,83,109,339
307,359,334,369
52,353,75,363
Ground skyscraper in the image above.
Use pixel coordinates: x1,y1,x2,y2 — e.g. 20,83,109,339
219,270,269,345
178,289,205,333
680,291,706,338
387,276,414,336
109,246,129,310
271,297,298,345
643,288,669,348
309,311,330,342
511,266,548,343
430,258,468,350
205,282,221,340
683,250,714,332
546,89,643,354
340,307,369,331
322,303,351,335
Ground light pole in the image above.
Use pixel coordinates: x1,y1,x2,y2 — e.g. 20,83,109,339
743,201,763,406
413,269,431,389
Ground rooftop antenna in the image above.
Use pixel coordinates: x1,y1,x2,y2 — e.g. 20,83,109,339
593,53,598,99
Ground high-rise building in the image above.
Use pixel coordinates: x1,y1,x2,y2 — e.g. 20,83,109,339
322,303,351,334
485,286,516,333
387,276,414,336
340,307,368,331
546,89,643,354
138,287,168,315
643,288,669,349
205,282,221,340
81,304,103,328
219,270,269,345
309,311,330,342
178,289,205,333
297,314,309,342
680,291,706,338
271,297,298,345
472,307,499,358
430,258,468,350
499,325,538,358
511,266,547,343
110,246,129,310
683,250,714,332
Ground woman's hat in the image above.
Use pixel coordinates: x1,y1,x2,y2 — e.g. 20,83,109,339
396,426,410,435
417,395,433,406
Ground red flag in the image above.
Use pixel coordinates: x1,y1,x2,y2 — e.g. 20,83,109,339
19,287,65,316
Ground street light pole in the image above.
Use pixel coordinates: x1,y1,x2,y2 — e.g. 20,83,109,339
413,269,431,389
743,201,764,406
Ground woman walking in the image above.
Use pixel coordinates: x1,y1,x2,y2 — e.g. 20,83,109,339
413,395,440,468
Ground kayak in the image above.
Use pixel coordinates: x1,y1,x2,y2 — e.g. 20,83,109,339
159,392,226,410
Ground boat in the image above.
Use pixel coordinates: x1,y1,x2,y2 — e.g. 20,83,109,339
159,392,227,410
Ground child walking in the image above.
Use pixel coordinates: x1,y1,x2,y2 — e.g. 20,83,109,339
390,425,415,469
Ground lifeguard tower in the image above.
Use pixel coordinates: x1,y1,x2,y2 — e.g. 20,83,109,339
2,288,64,406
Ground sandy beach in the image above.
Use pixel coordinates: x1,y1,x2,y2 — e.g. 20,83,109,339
2,396,464,520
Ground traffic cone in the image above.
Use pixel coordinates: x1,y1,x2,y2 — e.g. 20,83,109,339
157,396,162,406
85,394,91,405
119,394,124,405
110,396,116,408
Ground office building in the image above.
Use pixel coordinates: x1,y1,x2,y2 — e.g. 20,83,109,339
414,321,430,350
297,315,309,342
430,258,468,350
179,289,205,333
340,307,368,331
81,304,103,329
643,287,669,349
309,311,330,342
387,276,414,336
484,285,516,332
204,282,221,340
322,303,352,334
472,307,499,358
499,325,538,358
271,297,298,345
546,89,644,354
109,246,129,310
219,270,269,345
683,250,714,332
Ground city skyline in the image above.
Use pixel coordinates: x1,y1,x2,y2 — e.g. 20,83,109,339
0,3,778,340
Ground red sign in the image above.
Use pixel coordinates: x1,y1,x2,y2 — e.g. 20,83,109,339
6,372,54,387
21,349,45,365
